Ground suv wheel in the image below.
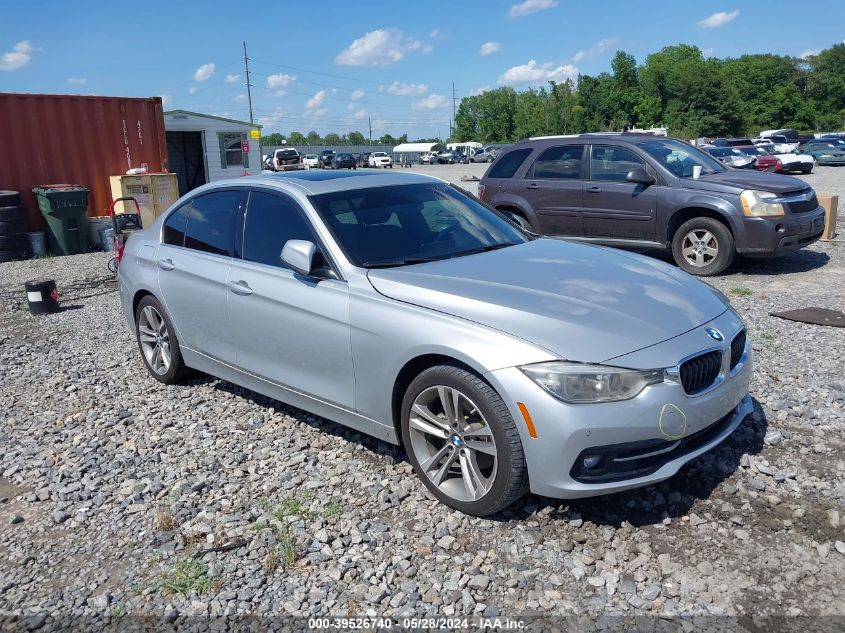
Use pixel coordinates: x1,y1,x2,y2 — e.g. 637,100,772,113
671,217,735,276
401,365,528,516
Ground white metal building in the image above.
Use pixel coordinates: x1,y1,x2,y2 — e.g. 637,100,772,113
164,110,262,195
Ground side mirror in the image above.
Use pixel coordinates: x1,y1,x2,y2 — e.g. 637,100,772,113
281,239,317,276
626,168,656,185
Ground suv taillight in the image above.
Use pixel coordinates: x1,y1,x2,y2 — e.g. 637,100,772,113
478,184,486,200
117,241,126,264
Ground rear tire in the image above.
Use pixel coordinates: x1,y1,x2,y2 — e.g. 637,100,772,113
134,295,189,384
401,365,528,516
672,217,735,276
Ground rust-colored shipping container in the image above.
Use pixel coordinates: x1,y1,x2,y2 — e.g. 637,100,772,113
0,93,169,230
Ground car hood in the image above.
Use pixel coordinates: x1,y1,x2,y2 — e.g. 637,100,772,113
367,239,728,364
775,153,813,163
685,170,810,194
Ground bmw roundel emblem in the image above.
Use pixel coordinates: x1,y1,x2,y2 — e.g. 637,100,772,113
706,328,724,342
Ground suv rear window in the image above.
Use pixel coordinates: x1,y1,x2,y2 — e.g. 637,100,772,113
277,149,298,158
487,148,532,178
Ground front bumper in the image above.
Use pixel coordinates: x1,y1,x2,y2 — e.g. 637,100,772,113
736,206,826,256
816,157,845,166
485,312,753,499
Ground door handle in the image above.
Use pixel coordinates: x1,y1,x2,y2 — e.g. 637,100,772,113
586,186,602,193
157,258,175,271
525,183,539,190
228,280,253,296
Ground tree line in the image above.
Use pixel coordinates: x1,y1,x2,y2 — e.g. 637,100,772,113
453,43,845,143
260,131,424,147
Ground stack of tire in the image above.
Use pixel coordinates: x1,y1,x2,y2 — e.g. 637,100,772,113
0,190,31,263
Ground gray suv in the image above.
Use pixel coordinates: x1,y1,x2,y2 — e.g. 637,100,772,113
479,134,826,275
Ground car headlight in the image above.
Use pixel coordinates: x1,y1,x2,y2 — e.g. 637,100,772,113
740,190,785,217
520,362,664,404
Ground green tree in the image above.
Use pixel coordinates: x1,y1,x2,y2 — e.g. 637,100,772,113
323,133,342,145
347,130,366,145
305,130,321,145
287,131,306,146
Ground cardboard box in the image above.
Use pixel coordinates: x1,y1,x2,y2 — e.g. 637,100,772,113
818,194,839,241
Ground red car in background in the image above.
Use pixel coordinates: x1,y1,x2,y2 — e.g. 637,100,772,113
737,145,782,172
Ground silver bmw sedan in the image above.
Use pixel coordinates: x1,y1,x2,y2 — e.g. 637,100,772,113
117,171,752,516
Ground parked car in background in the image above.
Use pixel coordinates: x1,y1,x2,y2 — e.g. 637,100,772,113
319,150,336,169
119,170,753,516
799,140,845,165
302,154,319,169
332,153,357,170
479,134,825,276
472,146,498,163
736,146,782,172
368,151,393,168
262,154,274,171
452,151,471,164
357,152,372,167
760,128,799,143
436,151,457,164
711,138,755,147
765,147,814,174
420,152,437,165
273,148,303,172
702,146,756,169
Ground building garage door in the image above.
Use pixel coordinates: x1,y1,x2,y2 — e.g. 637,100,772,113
167,131,207,196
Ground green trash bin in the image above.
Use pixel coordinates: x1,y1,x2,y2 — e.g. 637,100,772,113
32,185,91,255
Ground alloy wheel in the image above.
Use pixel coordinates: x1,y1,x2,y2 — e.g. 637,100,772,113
408,385,498,502
681,229,719,268
138,305,171,375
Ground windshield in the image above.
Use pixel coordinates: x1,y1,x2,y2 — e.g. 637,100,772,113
637,139,725,177
309,183,529,267
743,146,769,156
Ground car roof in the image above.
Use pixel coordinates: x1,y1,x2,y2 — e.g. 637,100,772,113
517,133,677,145
195,170,444,195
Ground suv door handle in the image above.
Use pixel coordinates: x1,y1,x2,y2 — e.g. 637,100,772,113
228,280,253,296
157,258,175,271
525,183,539,190
586,186,602,193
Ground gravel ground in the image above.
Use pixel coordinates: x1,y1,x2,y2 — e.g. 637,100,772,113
1,236,844,627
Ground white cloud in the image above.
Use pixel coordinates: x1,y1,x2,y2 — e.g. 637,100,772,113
353,109,368,119
573,38,618,62
497,59,579,85
160,94,173,106
413,93,448,109
193,63,215,82
480,41,502,56
335,28,428,66
702,48,715,58
387,81,428,96
351,88,365,100
508,0,558,18
258,107,287,130
306,89,327,109
275,90,287,97
233,94,247,102
470,86,490,96
799,49,820,60
267,73,296,89
429,29,441,38
66,77,87,85
698,10,739,28
0,41,35,71
189,86,197,95
224,73,240,83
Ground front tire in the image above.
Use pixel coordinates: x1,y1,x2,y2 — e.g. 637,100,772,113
135,295,188,384
401,365,527,516
672,217,735,276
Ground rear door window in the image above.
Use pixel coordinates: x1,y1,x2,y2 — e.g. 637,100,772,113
163,202,191,246
527,145,584,179
589,145,646,181
184,190,239,256
487,148,532,178
242,191,319,269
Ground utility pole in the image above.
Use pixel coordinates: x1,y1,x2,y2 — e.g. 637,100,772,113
451,81,456,140
242,41,254,125
368,117,372,145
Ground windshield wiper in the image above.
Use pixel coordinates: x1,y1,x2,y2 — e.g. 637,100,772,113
361,257,444,268
449,243,519,258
